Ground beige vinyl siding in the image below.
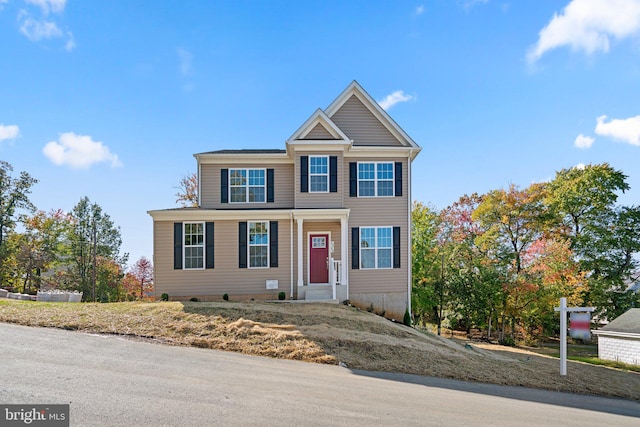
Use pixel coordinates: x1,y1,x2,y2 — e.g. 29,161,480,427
330,95,404,147
303,123,336,139
294,152,344,209
300,221,342,285
344,157,409,295
153,220,292,297
200,163,294,209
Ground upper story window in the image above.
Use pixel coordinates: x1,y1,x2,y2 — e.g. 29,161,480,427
230,169,265,203
358,162,394,197
248,221,269,268
309,156,328,192
360,226,392,269
184,222,204,269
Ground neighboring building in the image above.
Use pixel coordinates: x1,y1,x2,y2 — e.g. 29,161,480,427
148,81,421,320
592,308,640,366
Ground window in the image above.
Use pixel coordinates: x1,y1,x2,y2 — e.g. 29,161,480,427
360,227,392,269
309,156,328,192
184,222,204,269
229,169,265,203
357,162,394,197
249,221,269,268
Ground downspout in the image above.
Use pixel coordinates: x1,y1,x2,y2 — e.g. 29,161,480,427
290,211,294,299
197,161,202,207
407,150,413,317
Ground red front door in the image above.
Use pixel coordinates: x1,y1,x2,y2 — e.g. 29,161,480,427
309,234,329,284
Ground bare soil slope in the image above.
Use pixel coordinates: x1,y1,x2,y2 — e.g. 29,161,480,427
1,299,638,401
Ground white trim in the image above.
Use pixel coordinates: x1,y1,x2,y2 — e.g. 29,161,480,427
345,145,421,160
197,162,202,207
183,221,205,270
229,168,267,204
407,149,413,315
248,220,270,269
195,153,292,165
591,330,640,339
149,208,350,222
307,231,331,285
297,218,304,288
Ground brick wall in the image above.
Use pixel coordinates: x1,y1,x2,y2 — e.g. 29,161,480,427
597,335,640,365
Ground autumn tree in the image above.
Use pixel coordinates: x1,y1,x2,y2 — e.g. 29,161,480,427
472,184,547,342
175,173,198,207
124,256,154,300
12,210,71,293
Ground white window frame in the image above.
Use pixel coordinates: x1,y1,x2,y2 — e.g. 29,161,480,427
357,162,394,197
309,156,329,193
184,222,205,270
248,220,270,269
359,226,392,270
229,168,266,203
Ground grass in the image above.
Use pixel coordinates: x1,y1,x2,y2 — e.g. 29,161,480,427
1,299,639,401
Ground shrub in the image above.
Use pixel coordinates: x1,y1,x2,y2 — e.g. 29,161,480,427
278,291,286,300
367,303,374,313
223,293,229,301
160,293,169,301
189,297,200,302
403,309,412,326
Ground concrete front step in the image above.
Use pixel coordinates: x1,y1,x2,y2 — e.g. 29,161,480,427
305,285,333,301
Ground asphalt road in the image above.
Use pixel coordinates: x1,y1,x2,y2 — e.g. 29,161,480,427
1,323,638,426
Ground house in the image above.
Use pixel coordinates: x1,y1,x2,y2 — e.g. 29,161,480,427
592,308,640,365
147,81,421,320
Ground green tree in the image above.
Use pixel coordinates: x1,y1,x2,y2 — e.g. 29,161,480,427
0,161,37,282
411,201,440,326
67,197,127,301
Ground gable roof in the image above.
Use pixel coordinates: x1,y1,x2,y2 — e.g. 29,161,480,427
599,308,640,334
286,108,351,143
324,80,420,149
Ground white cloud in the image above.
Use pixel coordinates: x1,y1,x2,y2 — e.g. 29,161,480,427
574,134,595,149
415,5,425,16
25,0,66,15
20,16,62,41
461,0,489,10
177,48,193,76
528,0,640,63
573,134,596,148
575,163,586,170
64,31,75,51
595,114,640,146
43,132,123,169
0,124,20,142
378,90,414,111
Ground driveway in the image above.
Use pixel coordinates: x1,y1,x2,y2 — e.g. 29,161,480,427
1,323,638,426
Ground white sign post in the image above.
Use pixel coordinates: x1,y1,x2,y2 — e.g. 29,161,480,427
554,297,595,376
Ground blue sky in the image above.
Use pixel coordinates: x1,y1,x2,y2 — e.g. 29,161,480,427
2,0,640,266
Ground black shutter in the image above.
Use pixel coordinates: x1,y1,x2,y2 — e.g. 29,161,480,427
221,169,228,203
393,226,401,269
173,223,183,270
329,156,337,193
351,227,359,269
205,222,214,269
394,162,402,197
270,221,278,268
300,156,308,193
238,222,247,268
349,162,357,197
267,169,274,203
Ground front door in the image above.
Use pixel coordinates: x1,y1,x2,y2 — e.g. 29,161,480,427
309,234,329,284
